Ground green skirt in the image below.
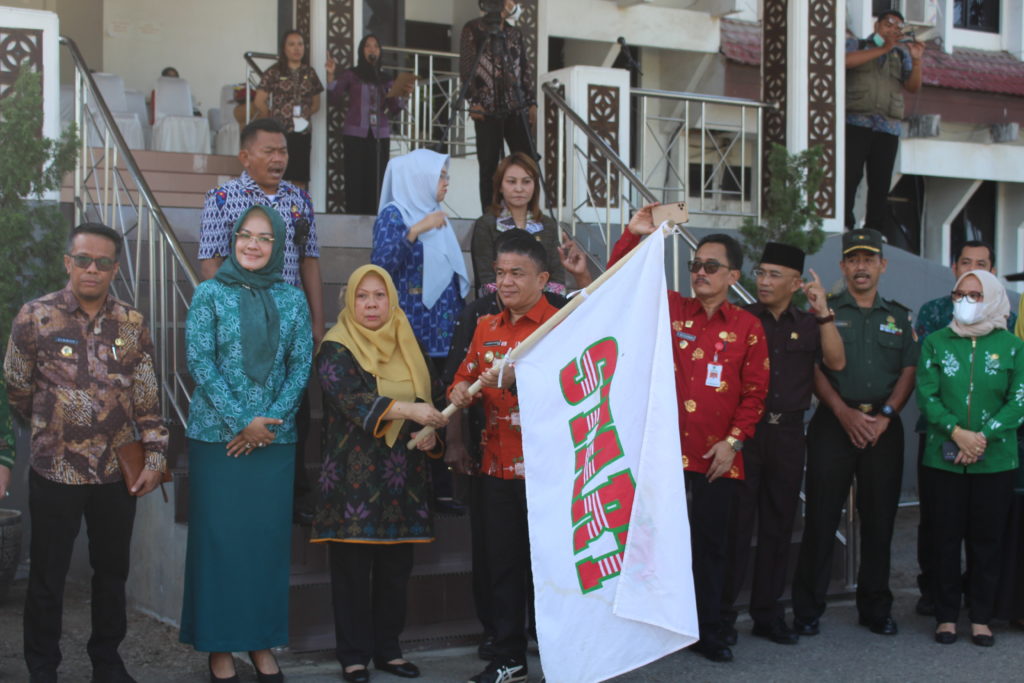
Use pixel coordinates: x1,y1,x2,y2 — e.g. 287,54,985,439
179,439,295,652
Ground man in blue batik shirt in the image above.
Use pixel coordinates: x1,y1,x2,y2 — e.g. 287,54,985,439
845,9,924,235
199,117,324,524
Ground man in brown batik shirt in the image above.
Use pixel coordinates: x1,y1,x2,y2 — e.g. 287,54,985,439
4,223,168,683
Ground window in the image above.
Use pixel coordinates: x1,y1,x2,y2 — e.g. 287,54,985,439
954,0,1000,33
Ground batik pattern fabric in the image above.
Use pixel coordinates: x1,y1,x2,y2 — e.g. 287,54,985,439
312,342,438,543
184,279,312,443
199,172,319,288
3,287,168,484
257,64,324,133
371,205,465,357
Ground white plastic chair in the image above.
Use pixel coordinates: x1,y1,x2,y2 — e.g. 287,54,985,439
151,76,211,153
124,88,151,149
213,84,241,156
87,72,145,150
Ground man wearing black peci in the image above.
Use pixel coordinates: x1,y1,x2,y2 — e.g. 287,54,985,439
720,243,845,647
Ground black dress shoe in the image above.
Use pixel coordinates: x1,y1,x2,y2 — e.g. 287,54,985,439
342,667,370,683
934,630,957,644
720,623,738,646
689,639,734,663
374,660,420,678
792,617,820,636
859,615,898,636
971,633,995,647
91,663,138,683
752,618,799,645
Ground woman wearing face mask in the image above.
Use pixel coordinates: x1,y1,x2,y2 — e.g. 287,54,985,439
916,270,1024,647
470,152,566,297
254,30,324,189
325,35,411,214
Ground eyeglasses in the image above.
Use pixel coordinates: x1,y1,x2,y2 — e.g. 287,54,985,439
236,230,275,246
67,253,116,271
951,290,983,304
688,259,728,274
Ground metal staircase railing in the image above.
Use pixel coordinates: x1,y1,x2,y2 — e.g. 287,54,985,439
243,46,474,157
543,80,755,303
60,35,197,426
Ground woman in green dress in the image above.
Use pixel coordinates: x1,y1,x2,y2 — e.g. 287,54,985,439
180,206,312,682
917,269,1024,647
312,264,446,682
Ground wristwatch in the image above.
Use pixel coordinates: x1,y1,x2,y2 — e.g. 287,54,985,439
881,404,895,417
725,436,743,452
816,308,836,325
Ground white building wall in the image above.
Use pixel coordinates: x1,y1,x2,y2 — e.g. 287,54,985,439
543,0,720,53
102,0,278,121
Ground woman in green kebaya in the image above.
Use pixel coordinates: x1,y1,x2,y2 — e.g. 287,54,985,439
917,269,1024,648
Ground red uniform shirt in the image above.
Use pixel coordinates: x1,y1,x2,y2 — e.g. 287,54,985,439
610,231,769,479
450,295,560,480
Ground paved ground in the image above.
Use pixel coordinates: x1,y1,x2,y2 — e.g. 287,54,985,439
2,507,1022,682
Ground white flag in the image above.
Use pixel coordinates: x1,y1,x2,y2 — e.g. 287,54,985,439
515,232,697,683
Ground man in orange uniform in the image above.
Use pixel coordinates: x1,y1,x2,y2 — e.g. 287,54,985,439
449,232,556,683
609,207,769,662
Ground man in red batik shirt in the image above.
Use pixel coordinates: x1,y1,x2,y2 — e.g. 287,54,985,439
449,232,556,683
609,207,769,663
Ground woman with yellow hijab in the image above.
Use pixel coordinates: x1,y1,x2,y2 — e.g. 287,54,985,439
312,265,446,682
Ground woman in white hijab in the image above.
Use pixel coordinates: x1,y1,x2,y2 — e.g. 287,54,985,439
916,269,1024,647
371,149,470,365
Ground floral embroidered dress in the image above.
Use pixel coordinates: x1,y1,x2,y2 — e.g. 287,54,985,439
312,342,439,543
372,204,465,358
917,326,1024,474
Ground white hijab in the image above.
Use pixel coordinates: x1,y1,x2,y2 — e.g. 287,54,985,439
948,269,1010,338
378,149,470,309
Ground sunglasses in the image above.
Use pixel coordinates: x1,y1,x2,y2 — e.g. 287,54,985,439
236,230,275,246
68,253,116,272
688,259,729,275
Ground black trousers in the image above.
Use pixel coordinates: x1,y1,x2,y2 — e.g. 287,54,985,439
481,476,530,661
722,419,806,624
24,469,137,677
473,114,532,213
467,474,495,636
328,542,415,667
844,124,899,232
343,133,390,215
922,466,1015,625
684,470,736,644
792,406,904,623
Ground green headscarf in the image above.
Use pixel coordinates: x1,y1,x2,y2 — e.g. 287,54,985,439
214,205,286,385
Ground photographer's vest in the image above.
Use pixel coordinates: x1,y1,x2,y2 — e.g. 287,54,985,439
846,40,905,120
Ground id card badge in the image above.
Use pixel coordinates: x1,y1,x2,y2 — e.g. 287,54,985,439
510,408,522,427
292,104,302,117
706,363,723,387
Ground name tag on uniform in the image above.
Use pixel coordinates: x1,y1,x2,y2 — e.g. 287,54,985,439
834,320,850,328
706,363,723,387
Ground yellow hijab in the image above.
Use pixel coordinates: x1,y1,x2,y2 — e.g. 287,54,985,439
321,265,432,446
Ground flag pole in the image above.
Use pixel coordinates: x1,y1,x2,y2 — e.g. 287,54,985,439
407,228,668,449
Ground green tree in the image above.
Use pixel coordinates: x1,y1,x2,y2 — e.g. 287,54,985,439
0,67,79,344
740,143,827,267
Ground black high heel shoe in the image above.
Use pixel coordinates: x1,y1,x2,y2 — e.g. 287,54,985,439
209,654,240,683
248,651,285,683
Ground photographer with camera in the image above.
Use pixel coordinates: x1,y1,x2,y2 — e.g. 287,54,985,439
460,0,537,214
844,9,924,237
